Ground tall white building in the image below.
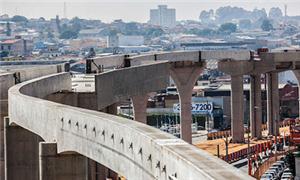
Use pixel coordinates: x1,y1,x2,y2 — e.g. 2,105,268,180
149,5,176,28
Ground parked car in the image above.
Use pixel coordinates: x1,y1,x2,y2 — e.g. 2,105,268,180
260,173,275,180
264,170,278,179
272,162,284,172
283,168,292,174
281,172,293,180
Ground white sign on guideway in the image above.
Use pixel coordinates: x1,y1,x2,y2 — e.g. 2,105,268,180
173,102,213,114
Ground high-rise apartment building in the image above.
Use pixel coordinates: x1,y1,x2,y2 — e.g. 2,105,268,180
149,5,176,28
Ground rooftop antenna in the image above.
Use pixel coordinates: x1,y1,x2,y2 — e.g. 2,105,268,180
284,4,288,26
284,4,287,17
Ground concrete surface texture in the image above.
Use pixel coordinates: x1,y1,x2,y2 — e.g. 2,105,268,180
96,62,169,110
169,61,205,143
4,117,42,180
7,50,300,180
293,70,300,118
132,94,149,124
8,72,253,180
250,74,262,139
39,142,88,180
91,50,251,70
0,63,69,180
266,72,280,136
230,75,245,143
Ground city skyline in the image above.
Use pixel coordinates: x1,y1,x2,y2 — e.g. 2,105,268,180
1,0,300,22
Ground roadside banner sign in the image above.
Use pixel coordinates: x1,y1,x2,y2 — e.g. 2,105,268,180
173,102,213,114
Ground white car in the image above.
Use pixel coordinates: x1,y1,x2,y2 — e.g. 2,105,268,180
283,168,292,174
264,170,277,179
272,163,284,173
265,169,279,179
281,172,293,180
260,173,275,180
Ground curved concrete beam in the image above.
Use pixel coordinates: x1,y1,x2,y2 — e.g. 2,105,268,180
9,73,253,180
90,50,252,71
96,62,169,109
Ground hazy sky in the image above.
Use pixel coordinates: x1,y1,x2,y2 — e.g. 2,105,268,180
1,0,300,22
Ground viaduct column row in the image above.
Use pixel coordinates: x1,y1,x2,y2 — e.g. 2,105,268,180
231,72,279,142
220,59,281,142
129,61,281,143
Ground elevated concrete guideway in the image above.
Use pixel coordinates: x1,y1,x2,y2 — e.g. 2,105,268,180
8,72,253,180
0,63,69,180
7,50,300,180
88,50,251,73
93,51,251,143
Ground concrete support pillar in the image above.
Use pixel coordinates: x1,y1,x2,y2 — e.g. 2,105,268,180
0,74,14,180
250,74,262,139
132,94,149,124
231,75,245,143
295,152,300,180
39,142,88,180
266,72,279,136
0,100,8,179
4,117,42,180
88,160,118,180
169,61,204,144
293,70,300,118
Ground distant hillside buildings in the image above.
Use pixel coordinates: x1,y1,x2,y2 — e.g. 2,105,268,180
149,5,176,28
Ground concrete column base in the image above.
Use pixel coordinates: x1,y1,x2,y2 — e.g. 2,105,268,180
39,142,88,180
132,94,149,124
4,117,42,180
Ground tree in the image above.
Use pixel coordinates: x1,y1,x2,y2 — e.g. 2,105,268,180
143,27,165,38
199,10,214,23
6,21,11,36
261,19,273,31
198,28,216,36
218,23,237,34
70,17,82,32
47,31,54,39
11,15,28,22
124,22,140,35
269,7,283,19
0,51,9,58
239,19,251,29
59,29,78,39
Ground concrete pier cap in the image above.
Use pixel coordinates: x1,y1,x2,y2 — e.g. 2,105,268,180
169,61,205,143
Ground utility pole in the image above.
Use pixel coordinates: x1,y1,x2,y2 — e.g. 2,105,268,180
247,112,251,175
